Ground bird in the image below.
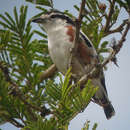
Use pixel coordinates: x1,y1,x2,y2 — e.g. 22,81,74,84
32,10,115,119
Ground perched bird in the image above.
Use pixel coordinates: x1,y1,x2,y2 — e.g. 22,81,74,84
32,10,115,119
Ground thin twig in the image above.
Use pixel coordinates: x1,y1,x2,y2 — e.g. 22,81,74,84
102,22,130,67
104,0,115,32
0,62,53,118
0,63,42,113
9,82,43,112
104,19,128,37
40,64,57,82
69,0,86,67
73,0,86,52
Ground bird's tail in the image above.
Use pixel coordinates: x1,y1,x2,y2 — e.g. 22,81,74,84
103,102,115,119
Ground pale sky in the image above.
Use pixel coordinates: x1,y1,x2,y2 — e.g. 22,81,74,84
0,0,130,130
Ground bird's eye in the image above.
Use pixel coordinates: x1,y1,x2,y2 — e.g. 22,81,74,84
50,14,59,19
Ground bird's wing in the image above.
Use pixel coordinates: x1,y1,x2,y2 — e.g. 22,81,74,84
78,31,99,65
79,32,108,95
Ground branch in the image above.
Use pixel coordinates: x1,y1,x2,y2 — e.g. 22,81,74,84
71,20,130,91
74,0,86,51
69,0,86,67
68,0,126,94
0,63,43,115
102,21,130,67
40,64,57,82
9,82,43,112
104,0,115,32
0,62,53,119
104,19,128,36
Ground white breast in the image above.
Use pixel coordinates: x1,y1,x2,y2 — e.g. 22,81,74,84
48,27,73,74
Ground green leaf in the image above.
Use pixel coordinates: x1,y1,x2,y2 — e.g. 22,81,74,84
23,117,57,130
13,6,19,28
92,123,98,130
26,0,51,7
19,5,28,33
0,21,11,29
125,0,130,8
0,14,14,29
98,48,109,54
82,121,90,130
116,0,128,9
36,6,48,12
46,80,61,101
5,12,15,26
101,41,108,48
34,30,47,38
111,6,120,24
61,68,72,101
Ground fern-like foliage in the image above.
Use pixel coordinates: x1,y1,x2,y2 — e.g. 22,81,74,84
0,0,129,129
0,5,97,130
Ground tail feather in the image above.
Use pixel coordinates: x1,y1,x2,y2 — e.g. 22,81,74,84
103,103,115,119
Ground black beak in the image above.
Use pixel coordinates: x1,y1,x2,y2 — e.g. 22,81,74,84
32,18,43,23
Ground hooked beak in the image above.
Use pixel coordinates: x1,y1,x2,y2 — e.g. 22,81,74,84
32,18,43,23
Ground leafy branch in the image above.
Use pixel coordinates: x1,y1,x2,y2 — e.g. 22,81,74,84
0,0,130,129
102,22,130,67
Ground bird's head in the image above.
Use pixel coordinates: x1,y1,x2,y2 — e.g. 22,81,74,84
32,10,75,33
